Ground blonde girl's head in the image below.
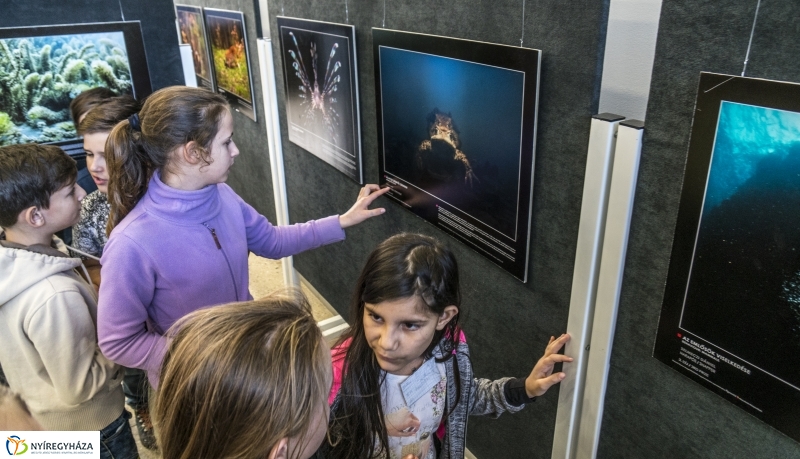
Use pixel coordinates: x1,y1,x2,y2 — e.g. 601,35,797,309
104,86,229,233
154,291,331,459
0,385,43,431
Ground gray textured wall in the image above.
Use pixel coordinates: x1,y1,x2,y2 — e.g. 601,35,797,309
265,1,609,458
173,0,277,222
598,1,800,457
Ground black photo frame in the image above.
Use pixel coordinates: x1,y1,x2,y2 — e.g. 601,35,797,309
277,17,363,184
373,28,541,282
175,4,215,92
203,8,257,122
0,21,152,155
654,72,800,442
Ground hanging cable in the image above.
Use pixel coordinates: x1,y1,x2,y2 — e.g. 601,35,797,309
118,0,125,21
741,0,761,77
520,0,526,47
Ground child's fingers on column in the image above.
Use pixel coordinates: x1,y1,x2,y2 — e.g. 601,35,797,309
544,372,567,388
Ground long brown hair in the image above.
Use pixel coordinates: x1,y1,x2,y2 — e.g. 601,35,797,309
104,86,229,234
325,233,462,459
76,95,140,136
154,291,330,459
69,87,116,124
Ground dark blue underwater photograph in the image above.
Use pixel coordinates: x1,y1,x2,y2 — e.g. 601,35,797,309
682,101,800,388
379,46,525,239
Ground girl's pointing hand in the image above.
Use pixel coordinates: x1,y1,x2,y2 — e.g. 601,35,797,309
339,184,391,229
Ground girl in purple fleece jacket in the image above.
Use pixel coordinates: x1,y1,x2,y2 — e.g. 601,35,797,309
97,86,388,385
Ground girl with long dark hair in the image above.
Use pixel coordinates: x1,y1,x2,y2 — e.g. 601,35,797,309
322,233,571,459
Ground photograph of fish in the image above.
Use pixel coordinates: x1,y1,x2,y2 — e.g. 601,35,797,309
655,73,800,442
204,8,256,121
0,30,133,146
374,29,541,282
176,4,214,91
278,17,362,184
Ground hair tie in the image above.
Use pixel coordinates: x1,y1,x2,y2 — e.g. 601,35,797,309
128,113,141,132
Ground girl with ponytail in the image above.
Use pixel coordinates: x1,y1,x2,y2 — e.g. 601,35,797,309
321,233,572,459
97,86,388,387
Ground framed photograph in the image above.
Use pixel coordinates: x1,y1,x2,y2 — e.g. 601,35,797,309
654,72,800,441
373,28,541,282
203,8,256,122
0,21,151,155
277,17,363,184
175,4,214,91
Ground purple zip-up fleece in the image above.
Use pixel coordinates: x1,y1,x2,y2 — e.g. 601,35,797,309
98,172,345,385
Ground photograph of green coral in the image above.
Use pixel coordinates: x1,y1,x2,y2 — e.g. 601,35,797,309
0,22,151,149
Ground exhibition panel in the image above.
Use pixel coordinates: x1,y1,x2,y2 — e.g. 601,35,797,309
175,4,215,92
277,17,364,184
598,1,800,458
0,21,152,154
655,73,800,443
373,28,540,282
204,8,258,122
261,1,611,458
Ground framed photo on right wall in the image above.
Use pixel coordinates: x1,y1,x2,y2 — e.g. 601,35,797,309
654,72,800,442
373,29,541,282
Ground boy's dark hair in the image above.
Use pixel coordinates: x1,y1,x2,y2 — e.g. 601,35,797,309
0,144,77,228
77,95,141,136
69,87,117,124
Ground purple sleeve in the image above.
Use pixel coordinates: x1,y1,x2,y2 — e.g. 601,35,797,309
238,196,345,258
98,234,167,376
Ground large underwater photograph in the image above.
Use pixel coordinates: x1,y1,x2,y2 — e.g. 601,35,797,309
682,100,800,383
176,5,214,91
655,73,800,443
204,9,256,121
278,17,362,184
374,29,540,282
0,31,132,146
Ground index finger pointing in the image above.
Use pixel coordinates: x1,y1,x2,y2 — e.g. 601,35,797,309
362,185,392,203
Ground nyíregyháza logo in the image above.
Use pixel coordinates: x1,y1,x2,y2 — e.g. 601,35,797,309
5,436,28,456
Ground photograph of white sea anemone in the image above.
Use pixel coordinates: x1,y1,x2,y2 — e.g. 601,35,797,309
278,17,362,184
